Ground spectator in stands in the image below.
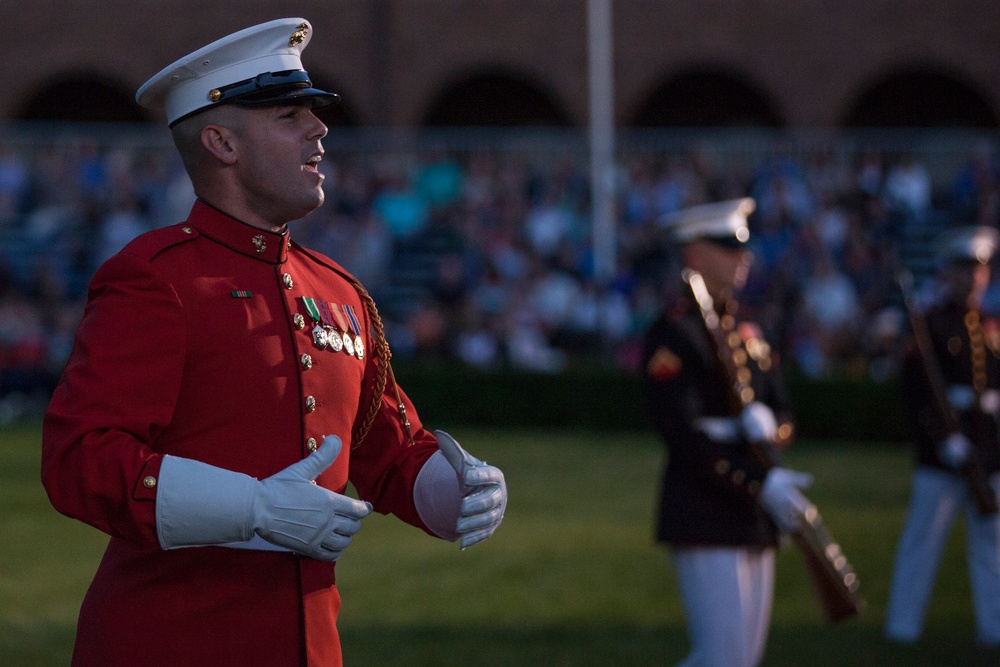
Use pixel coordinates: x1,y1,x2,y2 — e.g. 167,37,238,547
0,146,29,229
885,153,933,220
796,253,863,376
90,191,152,272
6,106,1000,385
951,142,1000,227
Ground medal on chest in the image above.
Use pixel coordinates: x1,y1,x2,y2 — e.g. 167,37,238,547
301,296,365,361
342,303,366,360
318,301,345,352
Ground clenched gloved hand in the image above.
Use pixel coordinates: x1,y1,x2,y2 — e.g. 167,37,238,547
414,430,507,549
156,435,371,561
938,432,973,470
759,467,813,533
741,401,778,444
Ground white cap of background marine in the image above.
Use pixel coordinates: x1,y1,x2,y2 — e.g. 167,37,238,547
937,225,999,266
660,197,756,247
135,17,338,127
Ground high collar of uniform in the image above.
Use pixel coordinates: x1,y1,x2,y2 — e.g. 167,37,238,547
186,199,291,264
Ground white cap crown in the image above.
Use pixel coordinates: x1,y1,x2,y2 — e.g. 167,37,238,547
660,197,756,245
136,18,336,126
938,225,999,266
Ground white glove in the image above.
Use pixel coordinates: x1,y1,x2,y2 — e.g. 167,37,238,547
156,435,371,561
759,467,813,533
981,390,1000,414
938,432,973,469
946,385,976,411
414,430,507,549
741,401,778,444
947,386,1000,414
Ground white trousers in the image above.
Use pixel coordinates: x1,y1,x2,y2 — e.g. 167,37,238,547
671,546,775,667
884,466,1000,645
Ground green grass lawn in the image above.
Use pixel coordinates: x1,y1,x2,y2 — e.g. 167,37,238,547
3,423,1000,666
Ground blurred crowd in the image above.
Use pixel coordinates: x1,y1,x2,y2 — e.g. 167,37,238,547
2,130,1000,420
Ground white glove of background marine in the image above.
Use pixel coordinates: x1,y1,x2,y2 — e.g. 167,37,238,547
414,430,507,549
759,467,814,532
741,401,778,444
156,436,371,561
938,432,973,469
741,402,808,531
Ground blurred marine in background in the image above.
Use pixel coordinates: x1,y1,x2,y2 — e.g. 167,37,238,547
886,225,1000,646
40,18,505,667
642,198,811,667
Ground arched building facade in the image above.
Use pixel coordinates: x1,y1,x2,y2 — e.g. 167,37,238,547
3,1,998,129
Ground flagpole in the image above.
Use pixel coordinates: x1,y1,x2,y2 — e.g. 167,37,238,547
588,0,616,281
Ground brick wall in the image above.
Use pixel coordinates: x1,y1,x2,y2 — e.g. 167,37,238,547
3,0,997,127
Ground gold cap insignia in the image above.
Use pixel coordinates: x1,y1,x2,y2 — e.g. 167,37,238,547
289,23,309,47
209,89,222,102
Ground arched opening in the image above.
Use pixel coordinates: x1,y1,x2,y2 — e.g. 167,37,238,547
17,72,149,123
631,68,784,128
842,67,998,128
17,70,362,127
422,68,571,127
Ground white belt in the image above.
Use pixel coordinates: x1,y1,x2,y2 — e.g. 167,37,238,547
694,417,742,443
220,535,292,553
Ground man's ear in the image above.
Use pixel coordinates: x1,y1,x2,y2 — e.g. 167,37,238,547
201,125,239,165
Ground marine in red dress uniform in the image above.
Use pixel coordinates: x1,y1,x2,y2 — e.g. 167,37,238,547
41,19,505,667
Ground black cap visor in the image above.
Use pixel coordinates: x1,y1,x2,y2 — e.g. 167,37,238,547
701,235,748,251
169,69,339,127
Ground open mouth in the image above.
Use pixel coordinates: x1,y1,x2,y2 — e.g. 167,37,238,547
305,153,323,172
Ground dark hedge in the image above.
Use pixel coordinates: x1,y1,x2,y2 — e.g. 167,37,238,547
391,362,912,441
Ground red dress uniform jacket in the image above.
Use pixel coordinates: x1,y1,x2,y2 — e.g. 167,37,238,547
42,201,441,667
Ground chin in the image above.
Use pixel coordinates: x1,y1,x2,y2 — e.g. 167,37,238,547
305,189,326,210
288,201,324,222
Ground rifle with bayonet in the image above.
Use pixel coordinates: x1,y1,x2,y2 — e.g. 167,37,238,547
896,269,998,515
683,268,866,623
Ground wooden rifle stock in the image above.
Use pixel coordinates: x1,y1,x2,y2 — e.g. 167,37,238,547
896,270,998,515
683,269,865,623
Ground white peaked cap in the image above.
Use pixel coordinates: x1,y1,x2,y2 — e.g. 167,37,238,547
135,18,337,126
937,225,1000,266
660,197,756,245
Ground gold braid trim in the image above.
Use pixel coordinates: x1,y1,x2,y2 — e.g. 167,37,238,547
348,276,412,449
966,309,988,394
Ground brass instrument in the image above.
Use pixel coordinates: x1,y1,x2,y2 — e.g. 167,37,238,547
684,268,866,623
